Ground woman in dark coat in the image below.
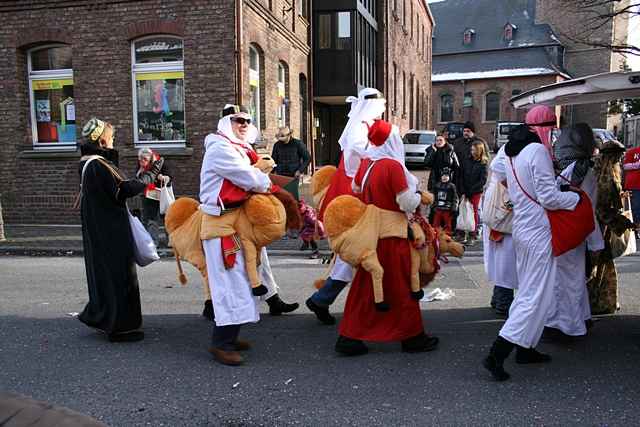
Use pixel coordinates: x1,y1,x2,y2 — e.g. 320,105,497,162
78,118,163,342
424,134,460,191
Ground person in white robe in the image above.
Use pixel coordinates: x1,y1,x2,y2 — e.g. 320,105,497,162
482,146,518,315
200,105,272,366
545,124,604,337
483,112,580,382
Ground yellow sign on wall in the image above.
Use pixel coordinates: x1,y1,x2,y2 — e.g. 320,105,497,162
135,71,184,81
32,79,73,90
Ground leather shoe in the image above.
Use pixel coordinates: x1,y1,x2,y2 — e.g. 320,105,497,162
208,347,244,366
305,298,335,325
234,339,251,351
401,333,439,353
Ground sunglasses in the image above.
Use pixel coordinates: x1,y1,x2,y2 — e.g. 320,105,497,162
231,117,252,125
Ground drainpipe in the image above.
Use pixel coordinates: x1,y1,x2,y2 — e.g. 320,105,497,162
308,0,316,171
236,0,244,105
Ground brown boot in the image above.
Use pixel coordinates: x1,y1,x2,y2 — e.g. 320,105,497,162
208,347,244,366
234,339,251,351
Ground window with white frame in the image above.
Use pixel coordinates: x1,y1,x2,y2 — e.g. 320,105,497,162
277,62,289,128
132,36,185,145
28,45,75,147
249,45,262,129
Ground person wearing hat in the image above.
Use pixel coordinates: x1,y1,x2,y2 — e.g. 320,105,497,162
336,119,439,356
77,118,164,343
271,126,311,179
452,121,489,241
431,166,458,234
200,105,299,365
587,138,634,316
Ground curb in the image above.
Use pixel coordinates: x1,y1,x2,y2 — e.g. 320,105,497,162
0,247,333,258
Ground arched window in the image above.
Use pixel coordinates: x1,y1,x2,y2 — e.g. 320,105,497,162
484,92,500,122
249,44,263,130
440,94,453,122
277,61,289,128
132,36,185,145
28,45,75,147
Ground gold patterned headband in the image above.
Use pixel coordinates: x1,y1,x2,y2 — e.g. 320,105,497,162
89,120,106,141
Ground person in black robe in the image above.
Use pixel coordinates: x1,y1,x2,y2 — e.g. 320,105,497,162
78,118,164,342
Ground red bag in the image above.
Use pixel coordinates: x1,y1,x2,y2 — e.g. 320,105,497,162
509,158,595,256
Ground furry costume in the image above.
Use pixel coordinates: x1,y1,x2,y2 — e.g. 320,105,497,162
165,184,301,295
323,194,463,308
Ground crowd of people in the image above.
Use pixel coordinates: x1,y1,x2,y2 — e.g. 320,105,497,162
75,88,636,381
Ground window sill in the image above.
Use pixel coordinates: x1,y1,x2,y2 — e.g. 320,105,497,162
122,146,194,158
18,147,80,159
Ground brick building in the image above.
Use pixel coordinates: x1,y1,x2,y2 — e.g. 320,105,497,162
0,0,311,224
535,0,630,131
312,0,434,165
429,0,568,145
429,0,631,145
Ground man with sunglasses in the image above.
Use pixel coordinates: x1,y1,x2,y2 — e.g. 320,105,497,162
199,105,297,366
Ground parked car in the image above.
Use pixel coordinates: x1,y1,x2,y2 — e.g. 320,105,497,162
493,121,523,152
443,122,465,142
403,130,437,166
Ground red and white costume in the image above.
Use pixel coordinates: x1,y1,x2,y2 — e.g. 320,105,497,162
199,115,274,326
339,120,425,342
318,88,387,283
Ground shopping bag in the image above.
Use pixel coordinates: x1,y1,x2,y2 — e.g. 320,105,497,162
481,182,513,233
456,196,475,232
159,184,175,215
128,210,160,266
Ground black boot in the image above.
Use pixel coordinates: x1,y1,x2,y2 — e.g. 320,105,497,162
401,333,439,353
482,336,514,381
305,298,336,325
515,346,552,364
108,331,144,343
410,289,425,300
202,299,214,321
252,284,268,296
266,294,299,315
335,335,368,356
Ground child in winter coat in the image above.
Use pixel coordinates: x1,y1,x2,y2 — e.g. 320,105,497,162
299,199,325,259
431,167,458,234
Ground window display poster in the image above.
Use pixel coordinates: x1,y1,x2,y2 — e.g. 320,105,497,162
36,100,51,122
66,103,75,121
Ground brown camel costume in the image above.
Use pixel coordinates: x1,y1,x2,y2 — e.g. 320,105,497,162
313,165,464,307
164,161,301,297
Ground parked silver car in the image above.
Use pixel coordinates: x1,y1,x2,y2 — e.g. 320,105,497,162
403,130,437,166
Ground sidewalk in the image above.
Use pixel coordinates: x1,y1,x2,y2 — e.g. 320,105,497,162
0,223,484,258
0,224,331,257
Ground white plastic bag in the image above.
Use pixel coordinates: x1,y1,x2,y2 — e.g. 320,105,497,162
481,182,513,233
159,184,175,215
128,210,160,266
456,196,475,232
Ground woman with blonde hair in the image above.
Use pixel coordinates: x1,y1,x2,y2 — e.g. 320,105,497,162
461,140,489,244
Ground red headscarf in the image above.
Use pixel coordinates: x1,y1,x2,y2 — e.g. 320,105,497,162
525,105,557,157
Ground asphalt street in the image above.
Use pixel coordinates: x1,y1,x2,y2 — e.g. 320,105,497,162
1,253,640,426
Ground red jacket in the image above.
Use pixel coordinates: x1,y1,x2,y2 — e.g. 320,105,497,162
623,147,640,190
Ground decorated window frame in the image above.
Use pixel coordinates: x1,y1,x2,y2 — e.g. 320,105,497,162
28,44,76,149
131,35,186,147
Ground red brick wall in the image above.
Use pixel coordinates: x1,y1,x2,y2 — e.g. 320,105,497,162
383,0,433,134
242,0,311,152
0,0,311,224
431,74,561,145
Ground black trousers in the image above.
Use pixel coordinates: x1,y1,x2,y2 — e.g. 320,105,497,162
212,323,241,351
